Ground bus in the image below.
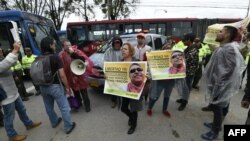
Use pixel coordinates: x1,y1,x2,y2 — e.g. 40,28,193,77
0,10,61,56
67,18,241,43
57,30,67,41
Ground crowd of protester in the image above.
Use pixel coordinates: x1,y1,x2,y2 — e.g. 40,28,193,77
1,25,250,141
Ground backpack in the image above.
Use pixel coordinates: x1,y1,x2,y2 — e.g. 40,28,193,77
30,55,55,85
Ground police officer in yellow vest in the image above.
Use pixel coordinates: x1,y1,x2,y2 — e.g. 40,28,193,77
202,43,212,67
11,59,34,101
22,48,37,78
22,48,41,95
172,40,187,51
192,38,206,89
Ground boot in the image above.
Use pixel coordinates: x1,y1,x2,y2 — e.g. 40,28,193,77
147,109,152,116
201,130,218,140
176,99,185,103
26,121,42,130
178,100,187,111
9,135,27,141
127,126,135,134
201,105,212,111
204,122,222,131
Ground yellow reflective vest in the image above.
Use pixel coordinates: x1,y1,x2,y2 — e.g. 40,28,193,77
22,54,37,69
172,41,187,52
202,43,211,56
11,60,23,71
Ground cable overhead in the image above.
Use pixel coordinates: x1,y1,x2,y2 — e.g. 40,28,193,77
134,4,247,9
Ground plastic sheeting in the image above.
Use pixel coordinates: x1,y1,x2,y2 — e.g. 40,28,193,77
200,42,247,106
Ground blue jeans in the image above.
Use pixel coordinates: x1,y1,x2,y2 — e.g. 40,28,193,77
149,79,175,111
40,84,73,132
185,75,195,91
2,96,33,137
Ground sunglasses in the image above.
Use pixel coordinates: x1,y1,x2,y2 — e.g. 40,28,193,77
171,54,183,59
130,68,143,73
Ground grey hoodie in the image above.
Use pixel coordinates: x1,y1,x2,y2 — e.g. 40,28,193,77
0,53,19,105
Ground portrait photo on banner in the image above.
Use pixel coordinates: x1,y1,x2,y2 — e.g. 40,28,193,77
104,61,147,100
146,50,186,80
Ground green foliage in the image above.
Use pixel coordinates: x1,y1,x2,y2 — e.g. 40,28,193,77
94,0,140,20
0,0,9,10
2,0,95,30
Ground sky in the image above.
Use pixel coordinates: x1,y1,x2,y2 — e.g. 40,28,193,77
61,0,250,30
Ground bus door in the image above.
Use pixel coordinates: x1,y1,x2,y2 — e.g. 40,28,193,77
0,21,25,56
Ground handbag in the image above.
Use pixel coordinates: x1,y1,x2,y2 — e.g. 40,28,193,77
0,85,7,102
67,96,81,109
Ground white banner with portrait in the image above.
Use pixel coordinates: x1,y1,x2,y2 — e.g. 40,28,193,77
104,61,147,100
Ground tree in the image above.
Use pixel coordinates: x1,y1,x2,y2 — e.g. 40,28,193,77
71,0,95,21
0,0,10,10
45,0,96,30
45,0,73,30
12,0,47,15
94,0,140,20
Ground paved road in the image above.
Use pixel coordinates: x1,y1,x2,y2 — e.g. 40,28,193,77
0,81,249,141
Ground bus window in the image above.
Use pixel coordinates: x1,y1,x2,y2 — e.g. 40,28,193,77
125,24,133,33
92,24,106,40
149,24,157,34
172,22,192,37
134,24,142,32
158,24,166,35
106,24,119,40
182,22,193,35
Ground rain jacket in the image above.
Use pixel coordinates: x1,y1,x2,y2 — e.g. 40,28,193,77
201,42,246,106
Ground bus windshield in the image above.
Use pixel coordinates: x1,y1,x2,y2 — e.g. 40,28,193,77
27,22,61,53
67,26,87,45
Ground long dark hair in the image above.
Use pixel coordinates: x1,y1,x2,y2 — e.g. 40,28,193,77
40,36,54,55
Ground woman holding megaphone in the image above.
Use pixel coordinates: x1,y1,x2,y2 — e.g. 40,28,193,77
59,39,94,112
